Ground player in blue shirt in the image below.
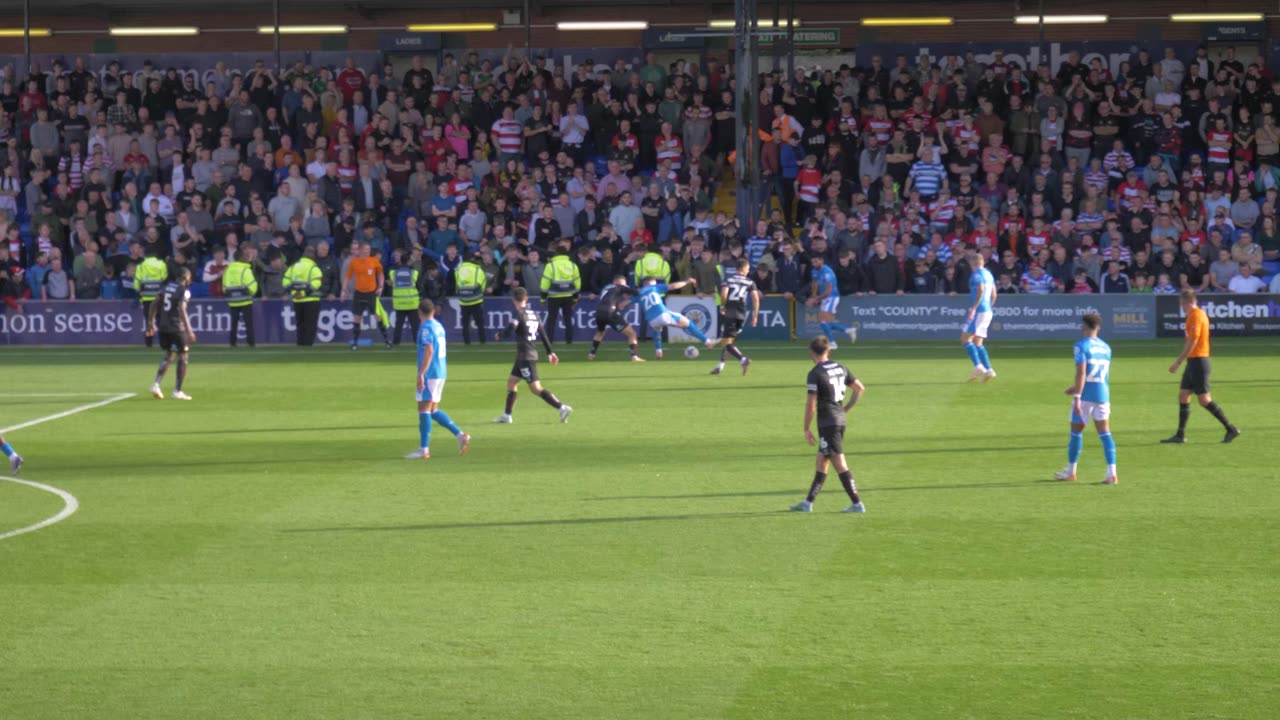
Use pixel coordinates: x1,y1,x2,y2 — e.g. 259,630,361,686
1055,313,1118,485
807,255,856,349
409,299,470,459
962,251,997,382
638,276,715,359
0,433,22,473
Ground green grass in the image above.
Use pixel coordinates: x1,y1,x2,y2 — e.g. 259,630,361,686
1,338,1277,719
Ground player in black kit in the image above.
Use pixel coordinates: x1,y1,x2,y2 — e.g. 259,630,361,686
587,276,644,362
493,287,573,424
710,257,761,375
146,267,196,401
791,335,866,513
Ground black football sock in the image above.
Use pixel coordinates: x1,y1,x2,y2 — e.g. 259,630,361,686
175,358,188,392
628,342,638,357
539,389,563,409
806,472,827,503
351,321,362,343
1177,402,1190,435
838,471,860,504
154,358,170,384
719,346,728,362
1205,402,1233,429
726,344,744,361
590,339,601,354
504,391,518,415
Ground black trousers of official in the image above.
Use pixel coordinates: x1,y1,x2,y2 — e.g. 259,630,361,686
393,308,421,346
460,303,486,344
295,302,320,346
229,304,255,347
545,297,576,344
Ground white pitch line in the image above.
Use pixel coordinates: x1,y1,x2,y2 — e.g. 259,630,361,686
0,392,128,398
0,392,135,433
0,475,80,542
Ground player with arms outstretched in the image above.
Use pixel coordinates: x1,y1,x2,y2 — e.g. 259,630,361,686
962,250,997,382
147,267,196,400
408,299,471,459
710,257,761,375
806,254,856,349
1055,313,1119,485
587,276,644,362
1162,289,1241,444
790,336,867,513
637,276,715,359
0,434,22,473
494,287,573,424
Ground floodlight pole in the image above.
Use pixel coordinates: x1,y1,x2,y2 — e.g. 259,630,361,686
23,0,31,79
524,0,531,53
272,0,281,73
786,0,795,80
733,0,760,230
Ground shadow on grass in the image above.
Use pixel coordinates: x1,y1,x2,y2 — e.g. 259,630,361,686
584,480,1071,502
112,425,404,436
284,510,786,534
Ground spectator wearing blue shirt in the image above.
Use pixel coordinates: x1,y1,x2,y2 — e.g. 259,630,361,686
426,216,462,260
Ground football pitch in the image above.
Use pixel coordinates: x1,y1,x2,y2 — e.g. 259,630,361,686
2,338,1277,719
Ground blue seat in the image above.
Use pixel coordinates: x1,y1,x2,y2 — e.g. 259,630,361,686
188,282,211,298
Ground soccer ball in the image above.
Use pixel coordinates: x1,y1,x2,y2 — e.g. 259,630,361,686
684,345,700,359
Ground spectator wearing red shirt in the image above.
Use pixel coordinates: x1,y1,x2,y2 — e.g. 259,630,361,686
336,57,367,104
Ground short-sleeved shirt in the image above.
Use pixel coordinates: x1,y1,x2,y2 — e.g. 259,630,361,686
155,281,190,334
720,273,757,321
346,256,383,294
417,318,447,379
513,307,544,361
970,267,995,311
806,360,856,429
1073,336,1112,404
1185,306,1210,358
811,264,838,299
638,283,670,324
597,284,636,314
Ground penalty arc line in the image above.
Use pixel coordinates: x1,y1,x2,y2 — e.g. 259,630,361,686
0,476,79,542
0,392,136,434
0,392,132,541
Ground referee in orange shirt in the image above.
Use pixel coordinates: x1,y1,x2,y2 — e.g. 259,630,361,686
342,241,392,350
1163,290,1241,444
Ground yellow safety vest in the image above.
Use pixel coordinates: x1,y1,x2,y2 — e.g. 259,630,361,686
389,266,420,310
223,261,258,307
541,255,581,298
455,262,485,306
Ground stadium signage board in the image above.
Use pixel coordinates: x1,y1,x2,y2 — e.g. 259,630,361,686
758,29,841,48
379,32,443,52
642,28,706,49
1155,294,1280,338
1201,22,1265,43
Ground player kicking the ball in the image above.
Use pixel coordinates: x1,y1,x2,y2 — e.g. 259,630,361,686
710,258,760,375
587,276,644,362
494,287,572,424
637,276,716,360
791,336,867,513
408,299,471,459
962,251,997,382
1054,313,1118,485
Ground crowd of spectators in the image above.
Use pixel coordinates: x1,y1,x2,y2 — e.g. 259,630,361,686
2,42,1280,312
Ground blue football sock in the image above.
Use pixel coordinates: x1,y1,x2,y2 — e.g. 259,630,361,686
418,412,433,450
431,410,461,437
1099,432,1117,465
0,442,13,458
977,345,992,370
829,322,849,334
964,342,982,367
685,323,708,343
654,335,663,353
1068,431,1084,464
